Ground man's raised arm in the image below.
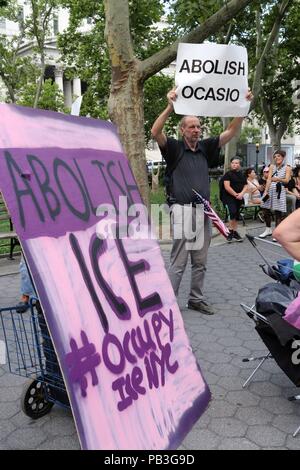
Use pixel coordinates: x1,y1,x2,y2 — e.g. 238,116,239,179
219,90,253,147
151,87,177,148
219,117,244,147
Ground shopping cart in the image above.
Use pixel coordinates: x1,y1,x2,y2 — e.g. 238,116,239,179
0,298,70,419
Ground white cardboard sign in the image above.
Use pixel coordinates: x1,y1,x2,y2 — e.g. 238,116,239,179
174,43,250,117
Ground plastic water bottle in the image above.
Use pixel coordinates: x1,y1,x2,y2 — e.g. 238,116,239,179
243,193,249,206
293,260,300,282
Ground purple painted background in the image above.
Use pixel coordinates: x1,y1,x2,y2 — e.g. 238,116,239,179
2,146,139,238
0,104,210,450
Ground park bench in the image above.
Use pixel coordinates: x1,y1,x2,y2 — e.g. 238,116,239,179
224,203,263,226
239,203,263,226
0,192,20,259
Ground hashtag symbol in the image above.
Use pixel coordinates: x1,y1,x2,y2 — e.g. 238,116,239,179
65,331,101,397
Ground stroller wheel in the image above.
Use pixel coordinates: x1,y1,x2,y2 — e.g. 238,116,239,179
21,378,54,419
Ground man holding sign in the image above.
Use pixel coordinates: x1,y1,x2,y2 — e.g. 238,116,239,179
151,74,252,315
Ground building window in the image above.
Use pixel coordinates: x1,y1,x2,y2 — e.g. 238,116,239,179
87,17,92,24
0,18,5,29
53,15,59,35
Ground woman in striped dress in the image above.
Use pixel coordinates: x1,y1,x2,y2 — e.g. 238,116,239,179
259,150,291,239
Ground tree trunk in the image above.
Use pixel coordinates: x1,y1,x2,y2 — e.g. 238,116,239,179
261,96,289,152
269,129,281,151
107,68,149,204
222,117,241,172
151,166,160,192
104,0,149,204
6,82,15,103
33,60,45,109
269,122,288,151
224,130,241,172
261,99,280,150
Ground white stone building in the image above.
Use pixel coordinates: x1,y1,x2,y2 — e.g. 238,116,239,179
0,0,90,108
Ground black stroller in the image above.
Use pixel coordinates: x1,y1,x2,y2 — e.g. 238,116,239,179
241,235,300,437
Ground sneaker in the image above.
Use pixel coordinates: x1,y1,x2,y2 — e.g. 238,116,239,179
187,300,215,315
227,231,234,243
272,238,277,243
233,231,243,242
259,227,272,238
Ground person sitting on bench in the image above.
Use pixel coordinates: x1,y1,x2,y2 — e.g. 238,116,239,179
245,168,262,204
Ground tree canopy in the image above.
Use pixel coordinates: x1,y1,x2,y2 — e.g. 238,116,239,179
0,0,295,200
0,0,66,110
256,0,300,149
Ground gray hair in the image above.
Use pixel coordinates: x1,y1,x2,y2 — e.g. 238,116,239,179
179,115,201,130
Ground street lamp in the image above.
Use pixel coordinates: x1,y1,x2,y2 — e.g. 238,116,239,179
255,143,260,173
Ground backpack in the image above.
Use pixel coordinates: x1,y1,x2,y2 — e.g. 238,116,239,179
163,145,185,206
255,282,298,317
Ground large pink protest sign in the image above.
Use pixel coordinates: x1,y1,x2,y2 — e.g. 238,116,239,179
0,104,210,449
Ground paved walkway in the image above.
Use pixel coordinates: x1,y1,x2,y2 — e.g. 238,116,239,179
0,222,300,450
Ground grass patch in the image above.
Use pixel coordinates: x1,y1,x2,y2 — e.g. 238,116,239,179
149,178,225,217
0,218,20,256
150,186,166,205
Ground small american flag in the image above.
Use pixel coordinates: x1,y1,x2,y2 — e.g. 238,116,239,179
192,189,230,239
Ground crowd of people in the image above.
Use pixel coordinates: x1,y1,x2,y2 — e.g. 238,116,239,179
222,150,299,243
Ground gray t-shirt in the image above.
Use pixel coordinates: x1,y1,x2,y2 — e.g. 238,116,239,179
160,136,220,203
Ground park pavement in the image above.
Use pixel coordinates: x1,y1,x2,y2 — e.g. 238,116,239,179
0,221,300,450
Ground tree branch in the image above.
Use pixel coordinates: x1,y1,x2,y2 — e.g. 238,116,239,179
225,22,234,45
278,115,290,140
42,5,53,31
139,0,253,81
255,6,262,61
250,0,292,112
33,60,45,108
261,95,275,135
30,0,40,48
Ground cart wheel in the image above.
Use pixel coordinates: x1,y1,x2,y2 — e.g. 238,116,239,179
21,379,54,419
